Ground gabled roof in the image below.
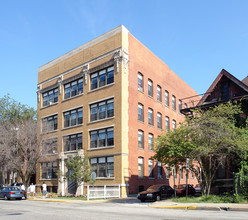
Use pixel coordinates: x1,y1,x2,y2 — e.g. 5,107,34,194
198,69,248,105
242,76,248,86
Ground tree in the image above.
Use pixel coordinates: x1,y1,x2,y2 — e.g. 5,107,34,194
0,95,39,188
153,102,248,196
65,153,91,196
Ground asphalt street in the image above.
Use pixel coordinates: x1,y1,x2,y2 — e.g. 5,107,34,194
0,199,248,220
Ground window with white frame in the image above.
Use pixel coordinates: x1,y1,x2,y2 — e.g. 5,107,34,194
148,108,154,126
138,130,144,149
179,99,182,112
179,165,183,179
148,79,153,97
90,156,114,178
42,138,57,155
157,112,162,129
90,66,114,90
41,162,57,179
172,119,176,131
172,95,176,110
184,103,188,109
149,159,154,178
157,161,163,179
157,85,162,102
63,133,82,152
165,90,169,106
138,103,144,122
90,127,114,149
90,99,114,121
64,78,83,99
138,72,143,92
148,133,154,151
42,115,58,132
138,157,144,178
63,107,83,128
165,116,170,131
42,88,58,107
166,164,170,179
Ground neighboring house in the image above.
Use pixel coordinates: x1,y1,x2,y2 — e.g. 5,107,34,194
181,69,248,194
36,25,199,196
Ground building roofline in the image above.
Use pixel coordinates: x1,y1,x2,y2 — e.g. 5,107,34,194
38,25,129,72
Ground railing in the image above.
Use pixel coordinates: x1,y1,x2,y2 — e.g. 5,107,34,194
87,184,120,200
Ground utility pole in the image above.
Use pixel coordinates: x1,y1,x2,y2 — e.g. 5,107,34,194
186,158,189,201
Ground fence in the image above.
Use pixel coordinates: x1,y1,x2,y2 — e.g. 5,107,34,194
87,184,120,200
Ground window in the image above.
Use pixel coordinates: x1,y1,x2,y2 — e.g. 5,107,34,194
138,157,144,178
148,79,153,97
90,127,114,149
179,165,183,179
165,116,170,131
190,169,194,179
165,90,169,106
148,108,154,126
63,107,83,128
149,160,154,178
90,156,114,178
157,85,161,102
90,99,114,121
172,95,176,110
138,103,144,122
148,133,154,151
184,103,188,109
90,66,114,90
42,138,57,155
138,72,143,92
42,115,58,132
64,78,83,99
157,112,162,129
172,119,176,131
63,133,82,152
166,164,170,179
157,161,163,179
42,88,58,107
179,100,182,112
138,130,144,149
41,162,57,179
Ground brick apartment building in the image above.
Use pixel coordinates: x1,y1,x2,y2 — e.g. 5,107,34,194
36,25,199,196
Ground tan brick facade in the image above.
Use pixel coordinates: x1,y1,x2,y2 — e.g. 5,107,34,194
37,25,199,196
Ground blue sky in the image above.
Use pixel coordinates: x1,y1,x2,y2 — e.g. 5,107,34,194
1,0,248,109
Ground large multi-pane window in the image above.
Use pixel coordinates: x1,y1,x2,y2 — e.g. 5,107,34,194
64,107,83,128
165,116,170,131
172,119,176,131
148,79,153,97
138,130,144,149
165,90,169,106
157,112,162,129
42,138,57,155
41,162,57,179
138,72,143,92
149,159,154,178
42,115,58,133
157,161,163,179
90,99,114,121
138,157,144,178
64,78,83,99
90,127,114,149
157,85,162,102
90,156,114,178
148,133,154,151
172,95,176,110
179,99,182,112
148,108,154,126
90,66,114,90
138,103,144,122
63,133,82,152
43,88,58,107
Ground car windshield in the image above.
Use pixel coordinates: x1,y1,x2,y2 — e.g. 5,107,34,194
146,185,161,192
10,187,20,191
175,184,186,189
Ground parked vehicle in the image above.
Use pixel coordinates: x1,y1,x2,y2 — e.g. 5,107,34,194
10,182,27,199
195,184,202,195
137,184,175,202
175,184,196,197
0,186,25,200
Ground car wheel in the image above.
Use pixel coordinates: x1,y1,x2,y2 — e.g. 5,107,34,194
141,199,145,202
155,195,161,201
4,195,9,200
